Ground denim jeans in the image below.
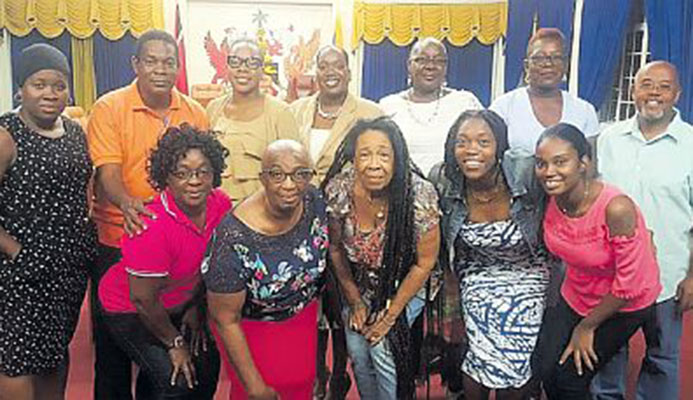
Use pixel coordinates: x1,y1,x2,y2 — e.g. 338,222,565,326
590,298,683,400
343,296,425,399
101,305,220,399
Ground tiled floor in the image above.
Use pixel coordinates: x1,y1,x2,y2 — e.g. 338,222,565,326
66,297,692,399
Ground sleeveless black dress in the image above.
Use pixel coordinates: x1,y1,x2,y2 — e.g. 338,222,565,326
0,112,97,376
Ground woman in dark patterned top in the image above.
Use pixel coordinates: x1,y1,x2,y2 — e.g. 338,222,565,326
0,44,97,398
322,116,441,399
204,140,328,399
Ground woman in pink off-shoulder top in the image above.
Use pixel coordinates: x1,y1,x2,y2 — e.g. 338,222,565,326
531,123,661,400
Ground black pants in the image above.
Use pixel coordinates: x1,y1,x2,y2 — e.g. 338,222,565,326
101,307,220,399
91,244,133,400
532,296,656,400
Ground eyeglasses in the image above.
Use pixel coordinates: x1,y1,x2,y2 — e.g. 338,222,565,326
261,168,315,184
227,55,263,70
171,168,213,182
411,56,447,67
528,54,566,65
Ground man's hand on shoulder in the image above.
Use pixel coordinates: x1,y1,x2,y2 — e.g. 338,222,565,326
120,196,156,237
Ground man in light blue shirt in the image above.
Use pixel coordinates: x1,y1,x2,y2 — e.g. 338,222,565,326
593,61,693,400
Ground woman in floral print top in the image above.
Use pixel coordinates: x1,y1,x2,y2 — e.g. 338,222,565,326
322,116,441,399
204,140,327,399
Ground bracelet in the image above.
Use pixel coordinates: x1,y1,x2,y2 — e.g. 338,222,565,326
166,334,185,350
350,301,367,311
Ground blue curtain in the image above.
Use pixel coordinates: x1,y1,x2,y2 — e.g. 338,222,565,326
93,31,137,97
645,0,693,122
504,0,575,92
361,38,493,106
446,40,493,106
578,0,632,110
361,39,410,102
504,0,537,91
10,31,73,107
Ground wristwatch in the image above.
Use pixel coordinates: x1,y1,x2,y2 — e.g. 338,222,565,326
166,335,185,350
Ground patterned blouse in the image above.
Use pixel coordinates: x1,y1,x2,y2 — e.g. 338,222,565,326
324,165,440,303
202,187,328,321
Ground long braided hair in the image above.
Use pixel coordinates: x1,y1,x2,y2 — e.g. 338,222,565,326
322,116,420,397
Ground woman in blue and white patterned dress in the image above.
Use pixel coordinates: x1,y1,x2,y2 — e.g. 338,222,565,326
431,110,551,399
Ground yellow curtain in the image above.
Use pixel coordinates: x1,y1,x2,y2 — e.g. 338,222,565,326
0,0,164,39
71,35,96,111
352,1,508,48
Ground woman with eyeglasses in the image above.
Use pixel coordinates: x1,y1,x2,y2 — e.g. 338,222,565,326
206,38,300,202
204,140,328,399
489,28,599,151
379,37,482,176
97,125,231,399
322,116,441,399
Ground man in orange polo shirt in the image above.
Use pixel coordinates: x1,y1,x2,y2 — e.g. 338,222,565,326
86,29,208,399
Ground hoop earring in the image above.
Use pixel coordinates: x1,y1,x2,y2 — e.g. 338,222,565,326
13,92,21,103
67,96,74,105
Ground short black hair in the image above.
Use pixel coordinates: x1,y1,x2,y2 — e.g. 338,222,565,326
316,44,349,66
135,29,179,63
536,122,591,160
443,109,508,185
147,124,229,191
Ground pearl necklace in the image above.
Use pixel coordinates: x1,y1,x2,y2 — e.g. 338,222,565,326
405,88,441,126
316,98,343,120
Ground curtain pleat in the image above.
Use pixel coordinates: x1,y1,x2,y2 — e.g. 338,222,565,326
71,35,96,111
353,2,507,48
645,0,693,122
1,0,163,40
577,0,632,110
93,30,136,97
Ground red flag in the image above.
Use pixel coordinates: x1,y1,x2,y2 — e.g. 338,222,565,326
174,3,188,94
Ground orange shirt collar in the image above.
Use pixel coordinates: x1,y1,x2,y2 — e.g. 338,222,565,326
127,80,182,112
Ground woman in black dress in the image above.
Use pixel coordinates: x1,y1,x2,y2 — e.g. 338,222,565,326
0,44,96,399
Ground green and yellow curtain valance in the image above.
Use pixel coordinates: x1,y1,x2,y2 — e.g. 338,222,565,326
352,1,508,48
0,0,163,39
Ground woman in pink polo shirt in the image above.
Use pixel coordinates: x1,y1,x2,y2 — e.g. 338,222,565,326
532,123,661,400
98,124,231,399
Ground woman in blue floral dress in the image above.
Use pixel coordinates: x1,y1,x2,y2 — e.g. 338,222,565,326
203,140,328,399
